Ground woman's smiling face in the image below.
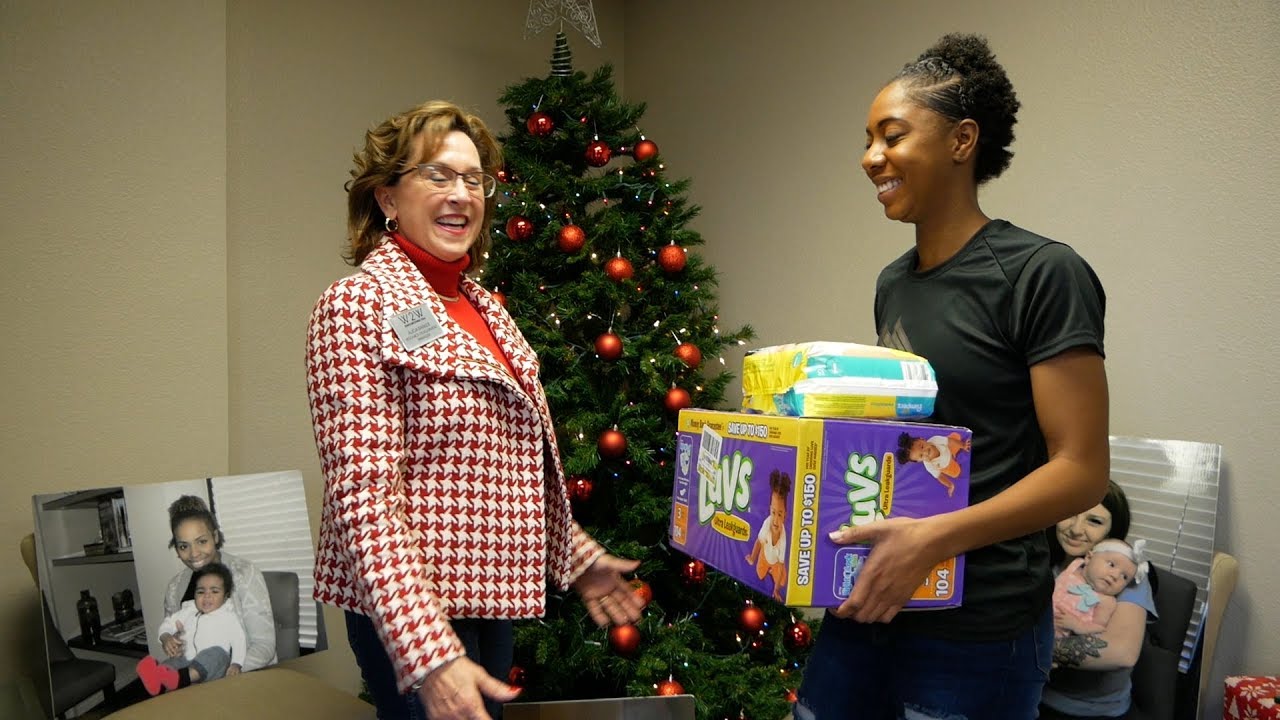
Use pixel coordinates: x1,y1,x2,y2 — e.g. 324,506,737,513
1056,503,1114,558
173,518,220,570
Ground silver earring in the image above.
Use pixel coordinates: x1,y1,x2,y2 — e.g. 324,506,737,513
384,217,398,233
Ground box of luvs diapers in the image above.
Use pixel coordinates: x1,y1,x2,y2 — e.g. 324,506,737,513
670,409,968,608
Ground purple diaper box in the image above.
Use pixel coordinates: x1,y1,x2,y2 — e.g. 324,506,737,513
670,409,969,608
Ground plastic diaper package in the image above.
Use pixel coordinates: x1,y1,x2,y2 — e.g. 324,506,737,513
742,341,937,420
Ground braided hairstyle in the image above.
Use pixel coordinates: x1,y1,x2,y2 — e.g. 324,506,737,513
894,33,1021,185
167,494,224,550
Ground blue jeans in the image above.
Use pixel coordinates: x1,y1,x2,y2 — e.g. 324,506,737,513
162,645,231,681
346,611,513,720
794,606,1053,720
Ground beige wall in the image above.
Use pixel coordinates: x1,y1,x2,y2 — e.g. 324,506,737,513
3,0,1276,715
1,0,230,685
622,1,1278,716
1,0,625,698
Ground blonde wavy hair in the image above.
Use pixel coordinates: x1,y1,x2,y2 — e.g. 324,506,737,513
344,100,502,267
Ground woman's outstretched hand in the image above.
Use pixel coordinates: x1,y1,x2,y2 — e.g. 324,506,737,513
418,657,520,720
571,554,646,627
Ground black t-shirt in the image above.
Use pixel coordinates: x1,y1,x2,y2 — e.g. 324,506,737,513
874,219,1106,641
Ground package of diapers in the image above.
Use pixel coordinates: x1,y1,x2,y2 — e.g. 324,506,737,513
742,341,937,419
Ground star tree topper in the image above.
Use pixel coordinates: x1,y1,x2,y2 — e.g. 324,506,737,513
524,0,601,48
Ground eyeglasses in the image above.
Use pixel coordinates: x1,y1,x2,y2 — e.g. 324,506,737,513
401,163,497,198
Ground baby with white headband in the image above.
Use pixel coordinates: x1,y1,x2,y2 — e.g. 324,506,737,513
1052,537,1150,638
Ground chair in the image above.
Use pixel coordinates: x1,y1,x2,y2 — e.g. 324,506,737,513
19,534,118,719
1199,552,1239,713
262,570,301,662
1130,564,1198,720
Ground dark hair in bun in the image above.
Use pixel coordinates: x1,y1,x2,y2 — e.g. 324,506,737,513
167,494,224,549
894,33,1021,185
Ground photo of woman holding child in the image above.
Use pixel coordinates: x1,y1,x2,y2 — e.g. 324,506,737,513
1040,480,1156,720
135,495,277,695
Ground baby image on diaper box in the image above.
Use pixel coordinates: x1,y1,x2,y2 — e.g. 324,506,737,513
670,409,969,608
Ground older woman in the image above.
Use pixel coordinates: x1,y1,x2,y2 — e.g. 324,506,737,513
306,100,643,720
1040,480,1156,719
160,495,276,673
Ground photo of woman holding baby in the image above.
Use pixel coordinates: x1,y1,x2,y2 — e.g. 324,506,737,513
1040,479,1156,719
157,496,277,675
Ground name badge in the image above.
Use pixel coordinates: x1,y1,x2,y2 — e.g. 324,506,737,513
388,304,445,351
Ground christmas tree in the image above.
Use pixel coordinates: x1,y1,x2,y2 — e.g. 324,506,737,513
482,32,817,720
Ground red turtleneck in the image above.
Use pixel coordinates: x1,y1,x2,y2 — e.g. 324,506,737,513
393,234,516,377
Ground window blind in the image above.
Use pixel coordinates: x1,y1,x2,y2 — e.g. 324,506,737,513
209,471,320,650
1110,436,1221,673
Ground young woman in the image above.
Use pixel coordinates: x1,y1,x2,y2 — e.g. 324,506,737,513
795,34,1110,720
1042,480,1154,719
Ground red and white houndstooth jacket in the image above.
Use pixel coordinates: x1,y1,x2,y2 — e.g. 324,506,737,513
306,239,604,692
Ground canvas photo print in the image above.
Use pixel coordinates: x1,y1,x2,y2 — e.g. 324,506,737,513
29,470,325,718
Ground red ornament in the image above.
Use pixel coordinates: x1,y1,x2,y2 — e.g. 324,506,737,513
507,665,527,688
631,579,653,606
784,621,813,651
604,256,634,282
656,678,684,696
657,244,687,274
785,688,798,703
557,224,586,253
567,476,594,503
585,139,613,167
526,111,554,137
598,428,627,459
505,215,534,242
681,559,706,586
608,623,641,656
496,167,510,184
633,138,659,162
739,603,766,634
674,343,702,368
663,387,692,414
491,291,507,308
594,332,623,361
